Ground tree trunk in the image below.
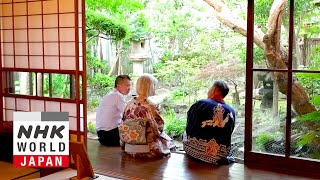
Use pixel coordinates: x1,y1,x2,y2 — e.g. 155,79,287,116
272,77,279,118
203,0,316,115
19,72,30,95
108,41,122,76
168,36,176,61
36,73,43,96
302,34,307,66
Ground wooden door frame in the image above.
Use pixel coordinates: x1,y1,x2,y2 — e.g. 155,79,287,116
244,0,320,175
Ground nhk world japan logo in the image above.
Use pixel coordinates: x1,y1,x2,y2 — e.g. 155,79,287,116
13,112,69,168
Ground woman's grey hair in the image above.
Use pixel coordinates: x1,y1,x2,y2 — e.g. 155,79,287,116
136,73,158,97
213,80,229,98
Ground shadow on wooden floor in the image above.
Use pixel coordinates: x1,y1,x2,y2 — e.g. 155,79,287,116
87,139,317,180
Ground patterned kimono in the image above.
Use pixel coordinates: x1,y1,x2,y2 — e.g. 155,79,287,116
121,98,172,158
183,99,236,164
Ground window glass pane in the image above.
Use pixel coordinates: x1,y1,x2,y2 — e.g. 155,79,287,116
10,72,33,95
43,73,71,99
252,71,287,156
5,71,74,99
293,1,320,71
291,72,320,160
253,0,288,70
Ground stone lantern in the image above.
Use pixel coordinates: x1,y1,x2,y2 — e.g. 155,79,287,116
129,40,147,76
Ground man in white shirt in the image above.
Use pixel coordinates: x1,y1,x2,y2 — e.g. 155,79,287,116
96,75,131,146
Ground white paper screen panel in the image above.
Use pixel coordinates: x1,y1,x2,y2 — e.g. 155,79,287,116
16,98,29,111
61,57,75,70
80,117,83,132
1,4,12,16
29,56,43,69
14,16,27,28
3,30,13,42
60,28,75,41
3,43,13,54
61,102,76,117
30,99,44,112
2,17,13,29
29,29,43,42
15,56,28,68
29,43,43,55
69,116,76,131
15,43,28,55
28,16,42,28
0,0,81,71
5,110,13,121
4,97,15,109
3,56,14,68
43,0,57,14
80,103,83,118
28,2,41,15
45,101,61,112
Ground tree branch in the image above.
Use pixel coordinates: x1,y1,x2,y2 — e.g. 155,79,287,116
203,0,316,115
203,0,265,49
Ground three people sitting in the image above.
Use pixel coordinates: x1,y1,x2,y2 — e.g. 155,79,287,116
96,74,235,163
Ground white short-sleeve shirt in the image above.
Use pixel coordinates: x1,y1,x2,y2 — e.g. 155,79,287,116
95,89,126,131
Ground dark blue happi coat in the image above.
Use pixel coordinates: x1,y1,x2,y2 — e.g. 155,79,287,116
183,99,236,164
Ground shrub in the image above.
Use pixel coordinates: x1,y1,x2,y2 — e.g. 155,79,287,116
255,133,278,151
87,122,97,136
163,109,186,141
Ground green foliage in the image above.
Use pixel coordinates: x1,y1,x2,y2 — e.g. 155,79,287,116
87,122,97,136
296,72,320,98
87,73,116,110
308,45,320,68
297,132,318,146
294,76,320,158
254,0,273,32
86,0,148,42
297,111,320,121
88,98,100,110
88,73,115,90
163,109,186,140
311,95,320,108
238,45,265,64
170,87,190,100
43,74,70,98
86,0,144,15
149,0,211,58
129,13,149,41
255,133,278,150
292,1,320,38
87,53,106,70
86,10,128,41
254,0,320,38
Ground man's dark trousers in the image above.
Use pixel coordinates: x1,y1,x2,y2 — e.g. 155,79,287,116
97,127,120,146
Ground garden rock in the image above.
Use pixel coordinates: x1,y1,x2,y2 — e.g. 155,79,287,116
174,104,188,114
149,88,170,105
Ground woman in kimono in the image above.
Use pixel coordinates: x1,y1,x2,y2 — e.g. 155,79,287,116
120,73,174,158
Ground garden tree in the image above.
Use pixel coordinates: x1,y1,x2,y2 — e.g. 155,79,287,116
85,0,146,75
197,59,245,107
147,0,212,61
85,0,149,109
86,10,128,75
148,0,221,87
203,0,317,115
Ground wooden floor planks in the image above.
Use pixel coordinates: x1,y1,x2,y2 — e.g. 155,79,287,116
87,139,318,180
